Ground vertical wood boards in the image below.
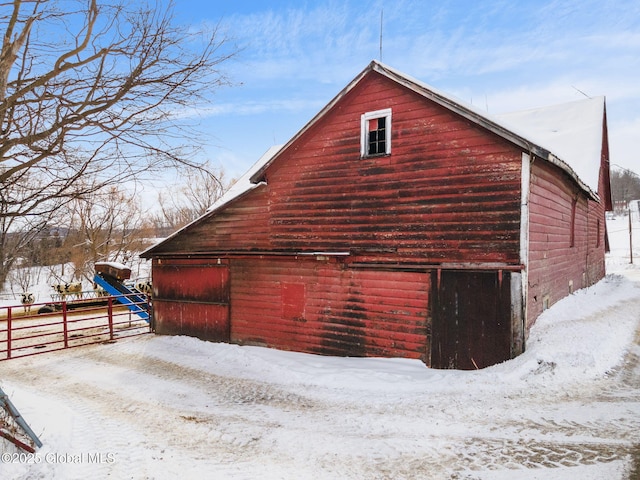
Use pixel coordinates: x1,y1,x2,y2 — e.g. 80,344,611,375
431,270,512,370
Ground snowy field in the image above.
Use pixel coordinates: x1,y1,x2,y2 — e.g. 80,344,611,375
1,216,639,479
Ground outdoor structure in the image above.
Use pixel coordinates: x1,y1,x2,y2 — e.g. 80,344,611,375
141,61,612,369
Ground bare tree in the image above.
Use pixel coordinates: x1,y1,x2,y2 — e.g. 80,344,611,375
0,0,237,286
154,161,231,231
64,185,151,282
0,166,62,286
611,167,640,212
7,257,42,296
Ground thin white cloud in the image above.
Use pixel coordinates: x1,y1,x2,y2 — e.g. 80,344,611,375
174,98,328,121
215,98,327,116
178,0,640,175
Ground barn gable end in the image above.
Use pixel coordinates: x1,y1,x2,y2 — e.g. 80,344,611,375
142,61,611,370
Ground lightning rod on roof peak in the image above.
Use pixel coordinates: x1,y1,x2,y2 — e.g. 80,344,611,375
571,85,592,99
379,9,383,62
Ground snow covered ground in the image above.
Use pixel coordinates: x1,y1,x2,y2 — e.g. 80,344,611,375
1,217,639,479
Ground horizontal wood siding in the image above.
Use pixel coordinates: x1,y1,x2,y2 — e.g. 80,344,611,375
230,257,431,361
151,72,522,265
153,301,229,340
143,67,609,368
152,258,230,341
153,187,272,254
526,161,606,328
263,73,522,264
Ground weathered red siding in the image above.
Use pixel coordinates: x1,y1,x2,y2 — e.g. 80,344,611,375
151,73,523,266
157,187,272,254
142,64,609,369
152,258,230,341
229,257,431,362
526,161,606,327
264,73,520,265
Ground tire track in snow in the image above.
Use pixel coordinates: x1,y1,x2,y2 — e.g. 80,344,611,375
2,302,639,480
1,352,255,476
77,345,343,477
0,352,148,479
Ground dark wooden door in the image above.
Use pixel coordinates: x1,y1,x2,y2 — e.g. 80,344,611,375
431,270,511,370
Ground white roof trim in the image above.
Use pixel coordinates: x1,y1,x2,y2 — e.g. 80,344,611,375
144,61,607,256
248,61,604,200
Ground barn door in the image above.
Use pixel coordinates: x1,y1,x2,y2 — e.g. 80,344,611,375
152,260,230,343
431,270,511,370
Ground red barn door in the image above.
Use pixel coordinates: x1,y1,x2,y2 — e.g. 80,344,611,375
152,259,230,342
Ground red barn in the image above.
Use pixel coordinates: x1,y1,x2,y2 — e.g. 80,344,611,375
141,61,612,369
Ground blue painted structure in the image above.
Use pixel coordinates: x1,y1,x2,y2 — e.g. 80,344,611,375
93,274,149,322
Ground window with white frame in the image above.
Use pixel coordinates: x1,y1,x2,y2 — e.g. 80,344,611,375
361,108,392,157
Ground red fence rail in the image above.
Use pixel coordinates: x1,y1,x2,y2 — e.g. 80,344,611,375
0,294,151,360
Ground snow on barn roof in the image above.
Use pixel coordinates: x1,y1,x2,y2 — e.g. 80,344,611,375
249,60,605,201
366,62,605,198
207,144,283,213
494,96,605,195
142,61,607,257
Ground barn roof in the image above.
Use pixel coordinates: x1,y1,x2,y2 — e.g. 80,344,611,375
142,61,608,257
250,60,606,201
207,144,283,213
494,96,605,196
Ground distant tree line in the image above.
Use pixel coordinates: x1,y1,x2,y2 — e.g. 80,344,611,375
5,169,232,290
611,167,640,212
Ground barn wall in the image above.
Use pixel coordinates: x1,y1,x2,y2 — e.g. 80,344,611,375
263,73,523,264
229,256,431,362
151,72,523,265
141,65,611,370
526,160,606,328
153,187,272,255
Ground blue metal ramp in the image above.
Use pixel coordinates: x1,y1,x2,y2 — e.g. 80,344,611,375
93,273,149,322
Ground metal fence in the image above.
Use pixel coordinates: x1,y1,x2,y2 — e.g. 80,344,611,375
0,294,151,360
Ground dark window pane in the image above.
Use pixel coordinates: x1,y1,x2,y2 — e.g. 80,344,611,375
366,116,387,155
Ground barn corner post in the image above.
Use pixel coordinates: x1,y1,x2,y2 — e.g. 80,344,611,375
514,151,531,358
509,271,525,358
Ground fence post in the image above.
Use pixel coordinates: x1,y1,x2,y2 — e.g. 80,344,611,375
630,209,634,265
7,306,12,360
108,297,114,340
62,301,68,349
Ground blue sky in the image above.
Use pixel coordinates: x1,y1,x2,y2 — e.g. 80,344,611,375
169,0,640,182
